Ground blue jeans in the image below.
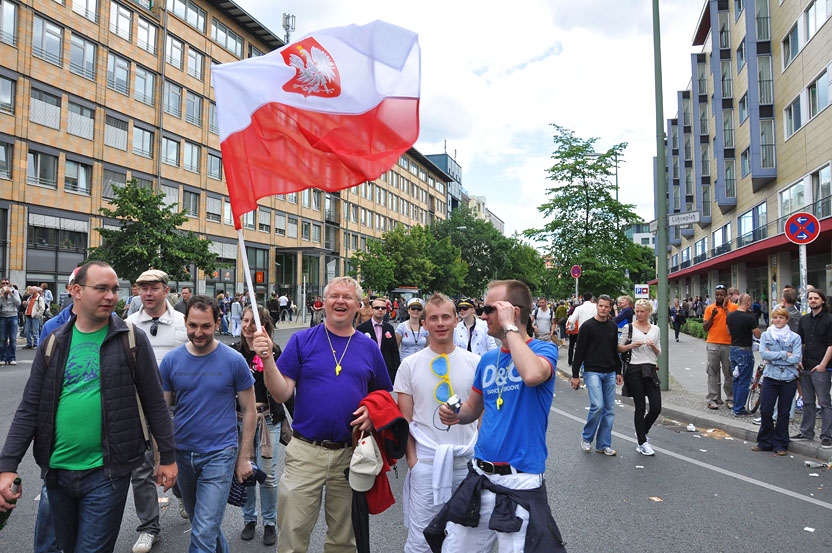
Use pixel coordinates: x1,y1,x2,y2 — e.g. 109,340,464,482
238,419,279,526
220,316,229,334
0,315,17,362
46,467,130,553
730,348,754,414
757,377,798,451
25,315,42,347
35,484,61,553
582,371,617,450
176,446,237,553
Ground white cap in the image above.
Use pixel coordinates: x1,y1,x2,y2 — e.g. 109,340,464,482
349,433,382,492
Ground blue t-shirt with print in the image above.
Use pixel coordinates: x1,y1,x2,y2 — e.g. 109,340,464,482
160,341,254,453
472,339,557,474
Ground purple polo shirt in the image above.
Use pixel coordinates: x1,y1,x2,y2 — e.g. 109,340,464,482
277,324,392,442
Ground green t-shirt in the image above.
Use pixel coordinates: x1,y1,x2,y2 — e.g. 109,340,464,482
50,324,108,470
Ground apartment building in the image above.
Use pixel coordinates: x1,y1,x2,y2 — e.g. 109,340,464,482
656,0,832,303
0,0,449,302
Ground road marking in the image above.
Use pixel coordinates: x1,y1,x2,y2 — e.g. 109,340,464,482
550,405,832,510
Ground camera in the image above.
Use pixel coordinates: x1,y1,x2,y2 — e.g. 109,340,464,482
445,394,462,413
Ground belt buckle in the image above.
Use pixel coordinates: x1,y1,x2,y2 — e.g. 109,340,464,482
479,459,497,474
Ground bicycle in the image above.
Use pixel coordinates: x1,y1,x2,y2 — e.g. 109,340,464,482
745,362,766,414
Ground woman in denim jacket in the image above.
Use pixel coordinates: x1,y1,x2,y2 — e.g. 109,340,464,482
753,307,802,455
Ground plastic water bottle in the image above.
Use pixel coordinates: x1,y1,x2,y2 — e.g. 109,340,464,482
796,396,804,410
0,478,21,531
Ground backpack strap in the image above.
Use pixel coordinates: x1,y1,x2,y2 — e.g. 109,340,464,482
122,322,150,445
627,322,633,343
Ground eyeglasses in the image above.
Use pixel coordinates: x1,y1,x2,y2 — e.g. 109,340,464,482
409,306,422,311
79,284,120,295
372,306,386,310
431,354,453,403
150,317,160,336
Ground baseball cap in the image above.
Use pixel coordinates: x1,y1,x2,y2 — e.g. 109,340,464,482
135,269,169,285
67,267,80,286
349,433,382,492
407,298,424,309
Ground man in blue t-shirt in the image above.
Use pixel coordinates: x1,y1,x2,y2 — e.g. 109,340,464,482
264,276,392,553
159,295,255,553
439,279,560,551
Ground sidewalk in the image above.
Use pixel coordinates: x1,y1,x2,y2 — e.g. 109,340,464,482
555,332,832,461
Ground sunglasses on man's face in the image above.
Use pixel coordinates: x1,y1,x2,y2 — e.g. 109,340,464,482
372,306,386,310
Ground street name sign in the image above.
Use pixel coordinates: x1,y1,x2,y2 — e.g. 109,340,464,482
667,211,701,226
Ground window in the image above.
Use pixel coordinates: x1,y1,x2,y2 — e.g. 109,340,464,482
685,168,693,195
67,101,94,139
735,0,744,18
302,188,310,207
70,35,96,80
274,212,285,235
104,116,127,150
183,190,199,217
249,44,263,57
187,48,203,80
0,142,11,179
134,67,154,106
30,89,61,129
27,150,58,188
719,11,731,49
287,217,298,238
183,141,200,172
736,40,746,71
739,94,748,124
673,184,681,211
185,91,201,126
163,81,181,117
760,119,775,168
166,35,183,69
758,56,773,104
720,60,732,98
812,164,831,218
741,148,750,177
701,143,710,177
211,19,243,57
206,196,221,222
208,102,218,134
132,126,153,158
779,180,805,230
107,53,130,95
167,0,206,32
684,134,692,160
109,2,131,41
311,223,321,243
65,160,91,194
160,183,178,207
73,0,97,22
756,0,770,40
809,70,829,118
258,209,270,232
723,110,734,147
33,16,63,66
805,0,826,41
137,17,156,54
694,237,708,261
0,76,13,114
782,24,798,67
738,202,767,246
1,0,17,46
725,159,736,197
785,97,801,137
223,198,232,225
207,153,222,179
702,183,711,217
712,223,731,255
301,221,310,240
287,192,297,204
312,189,321,210
699,102,709,135
162,136,179,166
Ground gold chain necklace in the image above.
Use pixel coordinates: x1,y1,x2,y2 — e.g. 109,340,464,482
325,326,354,376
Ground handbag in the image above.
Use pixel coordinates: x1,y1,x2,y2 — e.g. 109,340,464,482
279,417,293,446
620,324,634,371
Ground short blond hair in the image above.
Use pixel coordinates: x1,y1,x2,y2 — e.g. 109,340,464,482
323,276,364,302
771,307,790,320
635,299,653,313
618,295,634,307
425,292,455,315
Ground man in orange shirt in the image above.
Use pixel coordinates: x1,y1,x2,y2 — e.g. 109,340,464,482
703,285,737,410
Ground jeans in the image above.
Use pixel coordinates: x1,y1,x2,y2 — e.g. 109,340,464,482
582,371,617,450
238,419,279,526
25,315,42,347
757,377,798,451
35,484,62,553
798,367,832,440
176,446,237,553
220,316,229,334
0,315,17,362
730,348,755,414
46,467,130,553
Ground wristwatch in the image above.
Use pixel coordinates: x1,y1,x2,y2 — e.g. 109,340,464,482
503,324,520,337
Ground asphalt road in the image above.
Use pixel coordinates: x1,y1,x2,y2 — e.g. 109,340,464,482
1,328,831,552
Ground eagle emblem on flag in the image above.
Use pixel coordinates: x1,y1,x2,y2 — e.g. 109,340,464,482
281,37,341,98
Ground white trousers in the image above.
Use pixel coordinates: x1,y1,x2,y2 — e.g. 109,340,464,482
441,466,543,553
404,461,469,553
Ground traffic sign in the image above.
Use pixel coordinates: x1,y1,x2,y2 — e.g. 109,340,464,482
570,265,581,279
634,285,649,298
785,212,820,244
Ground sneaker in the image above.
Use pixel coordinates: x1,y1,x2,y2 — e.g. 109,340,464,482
726,401,734,409
636,443,655,456
790,433,811,441
8,360,16,366
177,496,188,519
752,417,762,425
580,440,591,452
732,410,748,417
132,532,158,553
822,438,832,449
263,525,277,546
596,447,617,456
241,521,256,541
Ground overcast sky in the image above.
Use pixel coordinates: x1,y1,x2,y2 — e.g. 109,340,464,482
241,0,706,236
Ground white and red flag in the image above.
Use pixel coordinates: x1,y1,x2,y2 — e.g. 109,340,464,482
212,20,420,229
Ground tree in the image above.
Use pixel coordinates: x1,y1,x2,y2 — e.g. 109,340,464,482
349,239,396,293
86,180,221,284
525,124,645,297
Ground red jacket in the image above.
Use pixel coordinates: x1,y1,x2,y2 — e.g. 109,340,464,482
358,390,409,514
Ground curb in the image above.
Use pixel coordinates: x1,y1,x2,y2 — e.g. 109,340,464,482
555,367,831,462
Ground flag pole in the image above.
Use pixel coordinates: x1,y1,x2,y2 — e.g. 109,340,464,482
237,227,263,332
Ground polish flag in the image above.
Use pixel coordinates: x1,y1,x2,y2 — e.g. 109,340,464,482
212,20,420,229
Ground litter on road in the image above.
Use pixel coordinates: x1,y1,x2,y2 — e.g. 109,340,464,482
649,497,663,502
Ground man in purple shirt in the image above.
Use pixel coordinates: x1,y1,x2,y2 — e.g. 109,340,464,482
261,276,392,553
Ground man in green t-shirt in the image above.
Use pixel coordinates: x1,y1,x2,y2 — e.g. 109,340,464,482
0,261,177,553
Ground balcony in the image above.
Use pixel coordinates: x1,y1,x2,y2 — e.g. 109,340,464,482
711,243,731,257
33,46,62,67
724,128,734,148
209,122,219,134
110,24,130,42
107,77,129,96
325,207,339,224
681,259,691,269
135,91,154,107
27,175,57,189
0,29,16,47
138,39,156,55
736,225,767,248
73,6,98,23
70,61,95,81
185,112,202,127
694,253,708,264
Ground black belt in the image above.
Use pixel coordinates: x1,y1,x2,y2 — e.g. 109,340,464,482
292,429,350,450
476,459,524,475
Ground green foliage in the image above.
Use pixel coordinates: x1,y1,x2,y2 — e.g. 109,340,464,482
524,124,649,298
85,179,221,285
679,319,707,339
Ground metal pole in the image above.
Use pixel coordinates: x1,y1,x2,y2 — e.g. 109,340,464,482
653,0,670,391
799,244,808,315
575,276,579,301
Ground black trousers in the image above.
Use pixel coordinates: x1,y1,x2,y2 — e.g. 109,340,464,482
756,377,798,451
568,334,578,365
672,321,682,340
625,365,662,444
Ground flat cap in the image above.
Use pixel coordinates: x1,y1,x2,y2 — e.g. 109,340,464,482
135,269,169,285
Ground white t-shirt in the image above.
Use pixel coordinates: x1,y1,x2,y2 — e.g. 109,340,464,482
533,307,553,335
618,323,661,365
394,346,479,448
127,301,187,365
395,320,429,359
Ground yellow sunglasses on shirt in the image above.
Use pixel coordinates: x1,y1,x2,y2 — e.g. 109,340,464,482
431,354,453,403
